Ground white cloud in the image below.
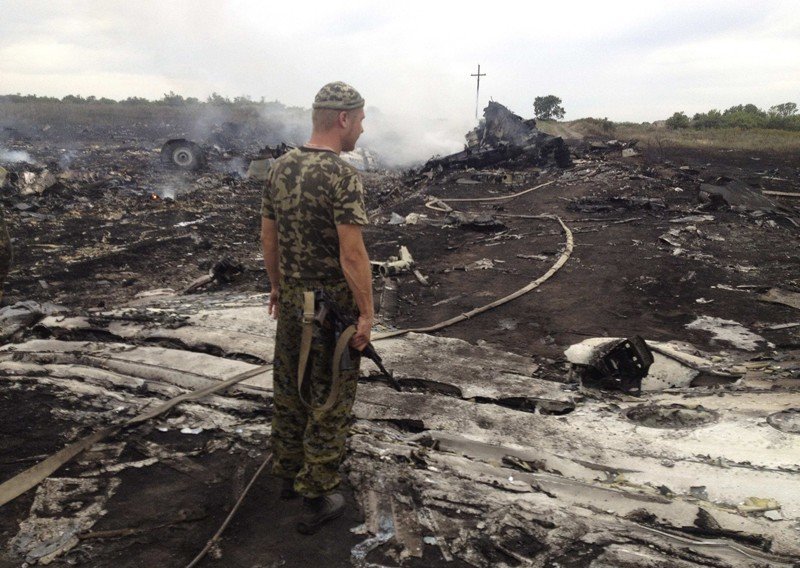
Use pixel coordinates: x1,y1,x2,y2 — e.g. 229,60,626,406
1,0,798,158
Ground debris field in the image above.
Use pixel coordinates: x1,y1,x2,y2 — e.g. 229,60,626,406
1,105,800,567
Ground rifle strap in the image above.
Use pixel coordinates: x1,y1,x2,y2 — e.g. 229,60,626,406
297,291,355,414
297,291,316,401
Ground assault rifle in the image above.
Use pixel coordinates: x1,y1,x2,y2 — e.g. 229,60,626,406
314,290,402,392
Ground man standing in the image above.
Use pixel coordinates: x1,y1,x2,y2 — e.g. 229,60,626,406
260,82,373,534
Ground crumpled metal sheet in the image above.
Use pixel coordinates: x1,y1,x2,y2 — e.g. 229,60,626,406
2,291,799,566
420,101,571,173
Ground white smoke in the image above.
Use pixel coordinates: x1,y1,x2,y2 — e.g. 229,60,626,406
257,104,311,145
360,107,474,168
58,149,79,169
154,172,192,199
155,185,177,199
252,104,474,169
159,99,476,170
0,149,34,163
220,156,248,177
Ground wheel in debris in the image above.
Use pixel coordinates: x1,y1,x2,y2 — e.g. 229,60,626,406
160,139,206,171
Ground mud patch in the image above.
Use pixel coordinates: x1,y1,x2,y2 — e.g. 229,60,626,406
625,404,718,429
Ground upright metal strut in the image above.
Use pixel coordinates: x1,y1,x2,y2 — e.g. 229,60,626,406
471,64,486,120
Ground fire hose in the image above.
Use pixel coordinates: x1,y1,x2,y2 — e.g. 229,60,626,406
0,185,572,505
179,213,571,565
374,214,572,339
184,452,274,568
0,183,572,563
425,179,555,212
0,366,270,507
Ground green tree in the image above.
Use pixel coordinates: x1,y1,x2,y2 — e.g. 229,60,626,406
769,102,797,118
765,102,797,129
121,96,150,105
692,109,722,129
665,111,690,129
533,95,565,120
206,92,231,105
723,103,764,117
161,91,186,106
721,112,765,129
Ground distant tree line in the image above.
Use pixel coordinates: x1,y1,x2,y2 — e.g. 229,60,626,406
665,103,799,131
0,92,289,109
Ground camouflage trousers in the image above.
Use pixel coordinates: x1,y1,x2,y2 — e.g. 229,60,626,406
0,213,11,302
271,279,360,498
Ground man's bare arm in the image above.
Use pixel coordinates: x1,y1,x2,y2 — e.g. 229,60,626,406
337,224,373,350
261,217,281,319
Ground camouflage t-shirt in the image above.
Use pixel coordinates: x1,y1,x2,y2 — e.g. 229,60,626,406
261,147,368,281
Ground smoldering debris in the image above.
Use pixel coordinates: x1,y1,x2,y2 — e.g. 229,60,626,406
2,100,800,567
161,136,382,174
0,115,302,308
160,139,206,171
699,178,780,212
340,147,382,171
565,337,743,392
0,148,34,163
418,101,571,176
1,293,798,567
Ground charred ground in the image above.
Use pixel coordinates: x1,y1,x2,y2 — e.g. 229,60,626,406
2,120,798,359
1,106,799,567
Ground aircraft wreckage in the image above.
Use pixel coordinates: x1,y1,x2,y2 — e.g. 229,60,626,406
1,99,800,567
419,101,572,174
0,286,798,567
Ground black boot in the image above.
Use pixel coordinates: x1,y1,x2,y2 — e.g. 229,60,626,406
280,478,299,500
296,493,345,535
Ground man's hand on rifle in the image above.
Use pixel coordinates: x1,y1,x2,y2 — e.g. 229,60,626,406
350,314,372,351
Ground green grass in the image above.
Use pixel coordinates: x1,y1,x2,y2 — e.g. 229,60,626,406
538,118,800,153
616,123,800,153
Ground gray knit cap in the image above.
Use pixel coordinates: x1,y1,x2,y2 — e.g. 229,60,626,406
312,81,364,110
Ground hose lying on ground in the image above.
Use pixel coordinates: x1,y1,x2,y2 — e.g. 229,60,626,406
374,215,573,341
0,192,572,507
184,452,274,568
0,366,270,507
425,180,555,212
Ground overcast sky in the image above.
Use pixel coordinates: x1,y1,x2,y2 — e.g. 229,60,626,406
2,0,798,149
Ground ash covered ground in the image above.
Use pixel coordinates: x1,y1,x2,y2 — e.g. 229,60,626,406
1,107,799,567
